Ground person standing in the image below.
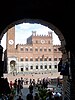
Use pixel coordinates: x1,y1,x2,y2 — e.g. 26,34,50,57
33,93,39,100
29,83,33,93
26,91,33,100
17,95,23,100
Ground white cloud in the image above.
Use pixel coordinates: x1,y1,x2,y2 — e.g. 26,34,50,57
15,23,61,45
1,23,61,51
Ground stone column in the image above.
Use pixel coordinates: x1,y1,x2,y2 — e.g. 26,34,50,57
0,45,3,77
64,51,75,100
69,52,75,100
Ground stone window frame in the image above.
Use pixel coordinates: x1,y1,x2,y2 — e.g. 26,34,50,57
25,47,28,51
54,48,57,51
48,48,51,52
40,65,43,69
54,57,57,61
40,57,43,61
44,57,47,61
20,47,23,51
40,47,42,52
49,65,52,69
30,66,33,69
30,47,33,51
44,48,47,52
35,57,38,61
44,65,47,69
25,57,28,61
36,65,38,69
30,57,33,61
49,57,52,61
35,47,38,52
20,57,24,61
54,65,57,69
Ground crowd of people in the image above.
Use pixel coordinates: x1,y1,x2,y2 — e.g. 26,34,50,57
0,76,65,100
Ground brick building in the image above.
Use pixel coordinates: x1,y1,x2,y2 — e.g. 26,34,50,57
4,26,62,74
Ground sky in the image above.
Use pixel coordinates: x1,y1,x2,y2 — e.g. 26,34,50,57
1,23,61,50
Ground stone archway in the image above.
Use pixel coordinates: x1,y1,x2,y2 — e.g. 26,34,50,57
10,60,16,69
0,1,74,99
1,18,69,99
1,19,67,73
10,60,17,74
2,18,67,78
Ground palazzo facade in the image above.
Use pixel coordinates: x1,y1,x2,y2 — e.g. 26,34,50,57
4,27,62,74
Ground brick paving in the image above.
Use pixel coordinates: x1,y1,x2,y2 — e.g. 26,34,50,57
3,72,62,83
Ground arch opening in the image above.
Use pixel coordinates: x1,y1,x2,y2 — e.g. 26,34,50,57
0,18,69,99
0,19,67,80
1,19,66,74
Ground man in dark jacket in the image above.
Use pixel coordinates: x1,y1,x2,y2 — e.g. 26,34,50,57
17,95,23,100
